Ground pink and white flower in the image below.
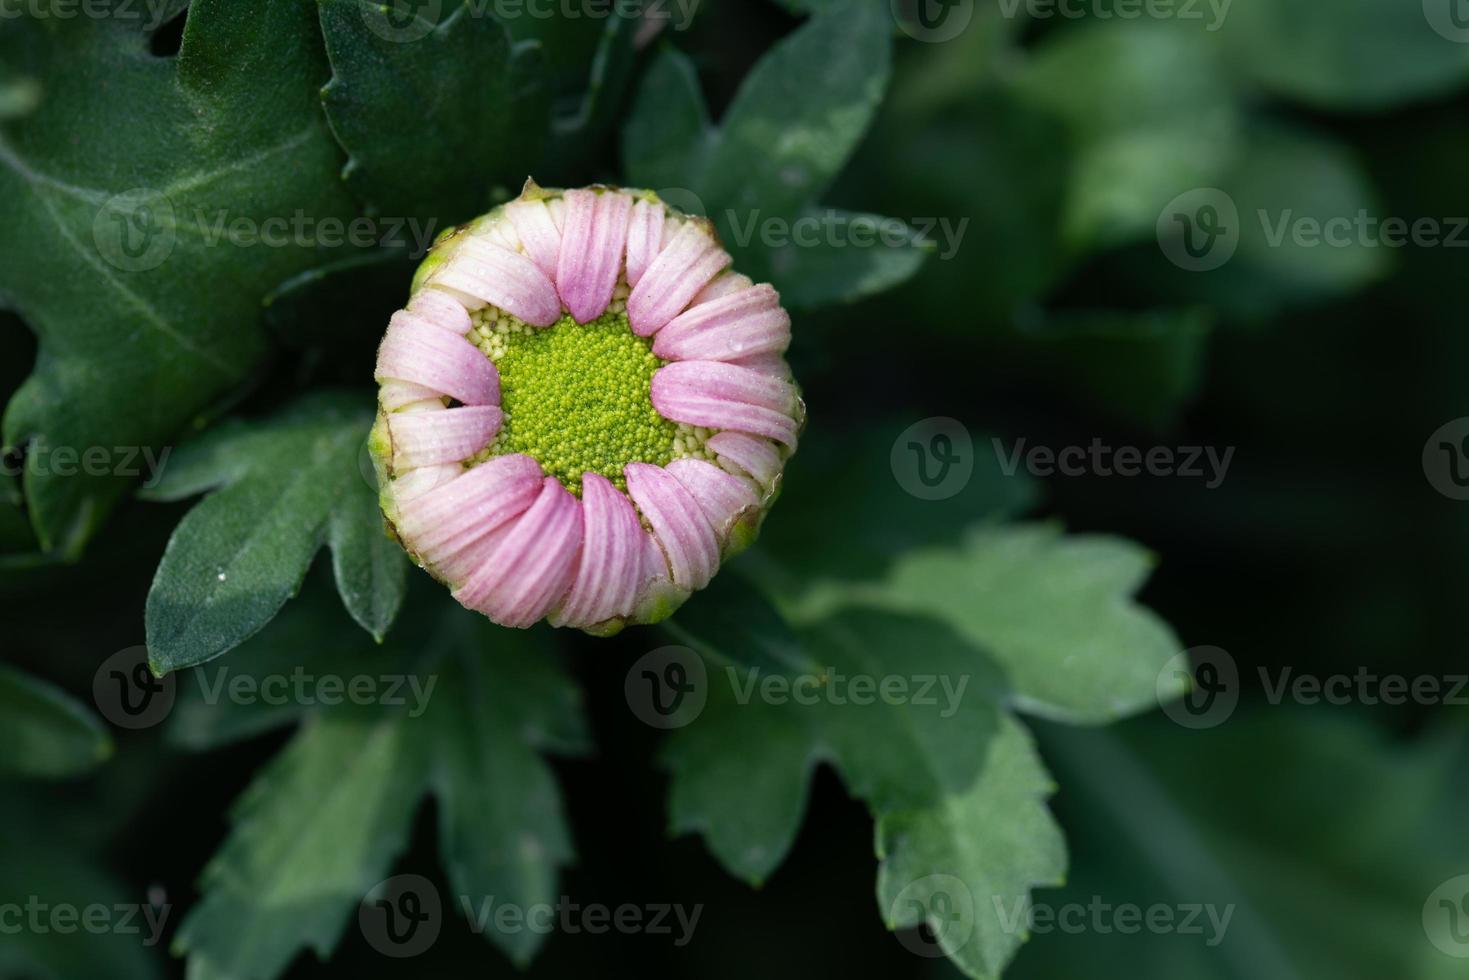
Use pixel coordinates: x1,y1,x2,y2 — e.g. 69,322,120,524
370,181,803,633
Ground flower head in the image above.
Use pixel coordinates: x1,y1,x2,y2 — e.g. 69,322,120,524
371,181,803,633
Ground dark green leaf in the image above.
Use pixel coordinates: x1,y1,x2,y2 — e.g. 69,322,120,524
318,0,547,223
0,795,164,980
620,47,711,192
426,623,589,965
1018,714,1469,980
169,587,587,974
174,708,426,980
663,566,818,676
0,1,364,555
663,610,1011,879
757,418,1037,591
1012,21,1239,251
0,663,111,779
622,10,922,306
793,524,1185,725
766,208,933,310
1220,0,1469,111
143,392,406,674
878,716,1066,980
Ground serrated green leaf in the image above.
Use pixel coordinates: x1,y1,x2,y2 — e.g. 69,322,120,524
622,9,924,307
663,604,1065,979
174,707,426,980
662,678,817,885
697,0,890,218
877,716,1067,980
169,587,587,975
426,624,589,965
0,1,365,555
662,609,1011,881
794,524,1184,725
143,392,406,674
318,0,547,223
0,663,111,779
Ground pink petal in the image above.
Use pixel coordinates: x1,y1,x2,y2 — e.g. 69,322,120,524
706,432,782,487
691,273,753,306
627,223,731,336
624,462,719,590
551,473,645,628
505,198,562,281
395,454,545,583
391,463,460,502
379,379,443,412
387,406,503,470
377,311,501,406
632,524,686,622
454,477,585,628
650,366,799,446
728,352,791,378
651,283,790,362
556,189,634,324
431,237,561,326
665,458,759,542
407,288,472,335
624,199,665,288
652,361,796,413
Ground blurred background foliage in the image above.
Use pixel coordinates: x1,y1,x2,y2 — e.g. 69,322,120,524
3,0,1469,978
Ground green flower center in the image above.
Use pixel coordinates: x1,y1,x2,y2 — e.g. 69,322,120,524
474,309,677,495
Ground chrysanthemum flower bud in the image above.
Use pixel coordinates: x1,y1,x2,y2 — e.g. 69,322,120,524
370,181,804,634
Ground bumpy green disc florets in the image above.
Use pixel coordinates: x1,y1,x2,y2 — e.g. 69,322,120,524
474,308,677,495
